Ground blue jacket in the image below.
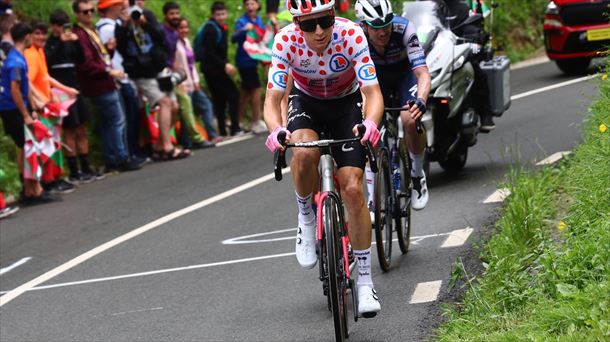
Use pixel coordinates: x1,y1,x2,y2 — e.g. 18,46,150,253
232,14,265,68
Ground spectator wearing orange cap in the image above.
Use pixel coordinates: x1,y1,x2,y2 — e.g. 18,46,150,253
96,0,147,163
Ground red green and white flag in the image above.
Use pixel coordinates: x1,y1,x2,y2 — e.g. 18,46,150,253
243,22,274,63
23,121,56,181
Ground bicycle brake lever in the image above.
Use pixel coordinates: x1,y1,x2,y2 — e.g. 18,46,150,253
274,130,288,181
365,141,378,173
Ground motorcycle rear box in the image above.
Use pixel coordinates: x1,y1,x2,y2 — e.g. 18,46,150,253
480,56,511,116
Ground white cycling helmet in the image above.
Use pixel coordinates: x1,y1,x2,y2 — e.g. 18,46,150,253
355,0,394,27
287,0,335,17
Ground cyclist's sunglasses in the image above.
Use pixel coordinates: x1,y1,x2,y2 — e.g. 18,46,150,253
298,15,335,32
366,13,394,29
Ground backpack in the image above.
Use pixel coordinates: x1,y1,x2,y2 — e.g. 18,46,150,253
193,20,222,63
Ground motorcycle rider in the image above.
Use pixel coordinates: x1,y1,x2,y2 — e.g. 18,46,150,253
355,0,431,210
444,0,495,132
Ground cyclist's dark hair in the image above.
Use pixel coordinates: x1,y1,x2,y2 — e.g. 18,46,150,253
0,12,17,35
163,1,180,14
50,9,70,26
30,20,48,33
211,1,226,13
72,0,90,14
10,22,32,43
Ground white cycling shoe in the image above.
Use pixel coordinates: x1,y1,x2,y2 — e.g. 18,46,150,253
295,220,317,269
357,285,381,318
411,173,429,210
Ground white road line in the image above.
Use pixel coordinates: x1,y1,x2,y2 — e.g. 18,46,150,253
0,168,291,307
409,280,443,304
222,228,298,244
0,257,32,276
483,188,511,204
110,307,164,316
0,229,471,295
511,74,598,101
510,56,549,70
0,252,296,295
440,227,474,248
216,133,255,147
536,151,572,166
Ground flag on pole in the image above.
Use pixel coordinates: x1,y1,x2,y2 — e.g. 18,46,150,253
23,121,56,181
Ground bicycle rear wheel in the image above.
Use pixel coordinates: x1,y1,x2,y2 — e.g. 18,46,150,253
374,147,392,272
323,196,349,341
396,140,412,253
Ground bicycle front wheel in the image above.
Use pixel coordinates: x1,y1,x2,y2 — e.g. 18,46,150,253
396,140,412,253
323,195,349,341
374,147,392,272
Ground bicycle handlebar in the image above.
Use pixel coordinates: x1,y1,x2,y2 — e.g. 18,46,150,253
273,124,377,181
385,102,425,134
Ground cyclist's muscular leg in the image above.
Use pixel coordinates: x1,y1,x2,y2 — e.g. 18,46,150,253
400,111,426,155
336,166,371,249
290,128,320,196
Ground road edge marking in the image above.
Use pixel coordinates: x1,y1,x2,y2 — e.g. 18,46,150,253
483,188,511,204
511,74,598,101
536,151,572,166
440,227,474,248
409,280,443,304
0,168,291,307
0,257,32,276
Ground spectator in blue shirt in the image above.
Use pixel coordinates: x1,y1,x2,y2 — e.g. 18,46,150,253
232,0,266,134
0,23,57,204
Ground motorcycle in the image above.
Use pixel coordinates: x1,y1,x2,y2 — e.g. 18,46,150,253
402,1,510,172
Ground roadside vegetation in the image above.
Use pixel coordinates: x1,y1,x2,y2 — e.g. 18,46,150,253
435,57,610,341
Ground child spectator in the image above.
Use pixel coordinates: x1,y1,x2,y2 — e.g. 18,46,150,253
199,1,243,137
0,23,58,205
232,0,266,134
163,2,214,150
25,20,79,194
45,10,101,184
174,17,219,145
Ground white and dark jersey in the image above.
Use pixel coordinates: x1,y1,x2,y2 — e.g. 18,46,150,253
266,17,379,100
363,16,427,75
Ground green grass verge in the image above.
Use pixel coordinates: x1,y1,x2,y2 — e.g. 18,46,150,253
434,59,610,341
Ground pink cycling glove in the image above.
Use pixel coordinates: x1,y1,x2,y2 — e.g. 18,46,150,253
265,126,291,153
357,119,380,147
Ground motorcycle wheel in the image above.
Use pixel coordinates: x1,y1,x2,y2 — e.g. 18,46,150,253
439,148,468,172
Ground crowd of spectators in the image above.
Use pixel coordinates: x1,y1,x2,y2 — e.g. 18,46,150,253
0,0,279,219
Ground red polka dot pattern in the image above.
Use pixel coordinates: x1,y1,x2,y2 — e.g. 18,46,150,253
348,47,353,55
282,35,289,42
348,29,355,36
362,56,370,63
356,36,363,44
277,63,286,70
276,43,283,51
290,45,296,53
319,60,325,66
320,70,327,75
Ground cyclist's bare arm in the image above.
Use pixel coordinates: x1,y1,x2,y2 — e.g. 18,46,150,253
360,83,384,126
264,88,285,132
280,75,294,126
413,66,431,102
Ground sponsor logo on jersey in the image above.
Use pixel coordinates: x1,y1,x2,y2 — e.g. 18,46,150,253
358,64,377,80
330,53,349,72
353,46,369,58
393,23,406,33
300,59,311,68
408,34,421,49
272,71,288,88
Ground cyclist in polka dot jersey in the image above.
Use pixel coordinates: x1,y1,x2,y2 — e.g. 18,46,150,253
267,18,379,98
263,0,384,318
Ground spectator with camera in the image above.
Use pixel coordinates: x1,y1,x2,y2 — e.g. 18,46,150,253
198,1,243,138
45,9,102,184
96,0,147,163
162,2,214,150
72,0,142,172
116,0,190,160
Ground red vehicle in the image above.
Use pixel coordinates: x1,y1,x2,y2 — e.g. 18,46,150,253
544,0,610,74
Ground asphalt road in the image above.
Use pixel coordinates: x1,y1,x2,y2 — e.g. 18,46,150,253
0,59,603,341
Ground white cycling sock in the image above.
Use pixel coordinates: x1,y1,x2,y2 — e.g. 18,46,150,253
295,192,315,224
409,152,424,178
354,248,373,287
365,165,375,209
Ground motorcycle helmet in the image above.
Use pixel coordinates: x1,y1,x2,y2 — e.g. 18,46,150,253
355,0,394,28
287,0,335,17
